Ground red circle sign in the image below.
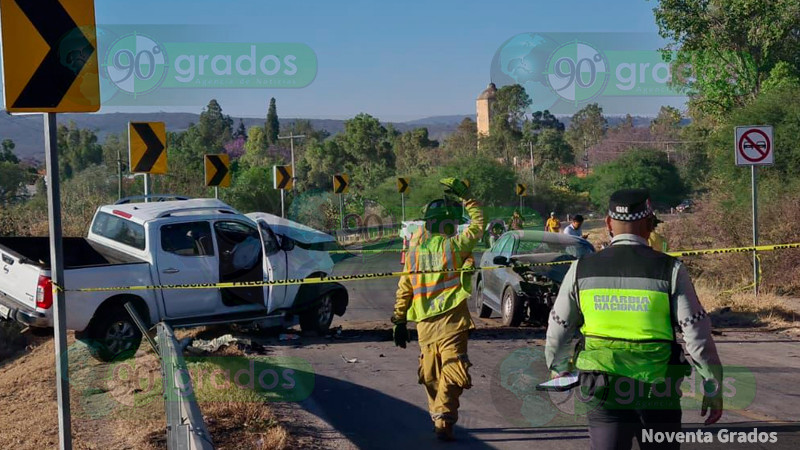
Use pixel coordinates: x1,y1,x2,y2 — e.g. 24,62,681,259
738,129,771,163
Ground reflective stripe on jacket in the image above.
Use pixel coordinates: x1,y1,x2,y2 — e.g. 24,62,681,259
575,244,676,383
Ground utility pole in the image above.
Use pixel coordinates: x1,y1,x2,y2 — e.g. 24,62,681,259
117,147,123,201
583,136,589,175
528,141,535,195
278,132,306,188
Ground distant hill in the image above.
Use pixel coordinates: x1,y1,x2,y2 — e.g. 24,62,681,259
0,111,474,162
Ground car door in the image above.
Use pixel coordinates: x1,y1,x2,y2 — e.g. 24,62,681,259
483,234,514,307
156,220,221,318
255,219,288,314
213,220,266,312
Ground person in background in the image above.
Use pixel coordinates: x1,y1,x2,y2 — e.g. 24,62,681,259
510,210,524,230
648,215,668,252
562,214,588,239
545,212,561,233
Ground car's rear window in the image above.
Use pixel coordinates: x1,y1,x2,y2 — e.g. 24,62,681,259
91,212,146,250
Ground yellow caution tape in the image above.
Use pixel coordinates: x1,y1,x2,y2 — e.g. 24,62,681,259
55,242,799,293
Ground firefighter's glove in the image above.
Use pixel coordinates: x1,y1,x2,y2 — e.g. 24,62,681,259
393,322,411,349
439,177,470,199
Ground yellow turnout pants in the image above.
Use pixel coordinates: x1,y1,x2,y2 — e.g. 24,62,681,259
417,330,472,425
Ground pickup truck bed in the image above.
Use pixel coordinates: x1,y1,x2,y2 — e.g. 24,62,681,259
0,237,143,268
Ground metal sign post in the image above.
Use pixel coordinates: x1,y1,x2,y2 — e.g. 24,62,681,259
144,174,152,202
735,125,774,296
281,189,286,218
339,194,345,229
214,186,219,199
44,112,73,450
401,193,405,222
278,133,305,187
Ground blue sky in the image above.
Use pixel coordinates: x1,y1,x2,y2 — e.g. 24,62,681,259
3,0,681,121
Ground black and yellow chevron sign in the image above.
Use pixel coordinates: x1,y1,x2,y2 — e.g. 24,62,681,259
129,122,167,174
0,0,100,112
204,154,230,187
397,177,409,194
333,174,350,194
516,183,527,196
273,165,293,190
463,179,470,189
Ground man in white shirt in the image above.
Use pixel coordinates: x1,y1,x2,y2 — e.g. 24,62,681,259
563,214,586,238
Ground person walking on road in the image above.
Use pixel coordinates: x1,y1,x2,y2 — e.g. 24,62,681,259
648,215,668,253
563,214,588,239
545,189,723,450
510,210,524,230
392,177,484,441
545,212,561,233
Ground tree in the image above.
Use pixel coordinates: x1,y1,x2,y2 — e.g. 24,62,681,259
301,139,349,191
394,128,439,175
233,119,247,140
56,121,103,179
650,106,683,149
227,165,282,214
493,84,532,129
240,126,272,167
0,161,28,204
565,103,607,161
531,128,574,178
265,97,279,144
583,148,687,208
441,118,478,164
653,0,800,118
0,139,18,164
337,113,395,190
528,110,565,132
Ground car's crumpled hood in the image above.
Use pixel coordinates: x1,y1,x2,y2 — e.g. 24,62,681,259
510,252,575,283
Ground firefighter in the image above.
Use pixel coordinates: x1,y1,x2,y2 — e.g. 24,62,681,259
392,177,484,441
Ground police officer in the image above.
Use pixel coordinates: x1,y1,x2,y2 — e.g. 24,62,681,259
392,177,484,441
545,189,723,449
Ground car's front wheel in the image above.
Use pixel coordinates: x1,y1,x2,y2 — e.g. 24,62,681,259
501,287,524,327
474,279,492,318
300,292,335,334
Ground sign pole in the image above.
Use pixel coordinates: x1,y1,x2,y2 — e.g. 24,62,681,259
280,189,285,218
401,192,405,222
339,194,344,229
44,112,72,450
144,174,152,203
214,186,219,199
117,147,123,201
751,165,759,296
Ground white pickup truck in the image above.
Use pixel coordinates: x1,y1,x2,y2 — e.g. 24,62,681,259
0,198,348,361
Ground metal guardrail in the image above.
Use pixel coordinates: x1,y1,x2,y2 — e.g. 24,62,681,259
156,322,215,450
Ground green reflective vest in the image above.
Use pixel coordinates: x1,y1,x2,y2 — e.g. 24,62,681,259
405,228,471,322
575,244,676,383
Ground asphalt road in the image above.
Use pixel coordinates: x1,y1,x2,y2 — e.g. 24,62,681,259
267,243,800,449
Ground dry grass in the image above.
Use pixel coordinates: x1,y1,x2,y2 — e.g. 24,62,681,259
694,282,799,329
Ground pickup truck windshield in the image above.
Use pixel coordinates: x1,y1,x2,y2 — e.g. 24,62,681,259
91,212,146,250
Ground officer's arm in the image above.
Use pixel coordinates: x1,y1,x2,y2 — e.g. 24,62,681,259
671,260,723,385
545,261,582,373
453,198,484,251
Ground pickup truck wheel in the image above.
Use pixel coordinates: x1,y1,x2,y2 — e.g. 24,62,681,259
87,306,142,362
475,279,492,318
300,292,334,334
501,287,524,327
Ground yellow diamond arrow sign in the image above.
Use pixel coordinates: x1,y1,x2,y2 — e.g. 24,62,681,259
333,174,349,194
397,177,409,193
129,122,167,174
205,154,230,187
273,165,293,190
516,183,527,196
0,0,100,112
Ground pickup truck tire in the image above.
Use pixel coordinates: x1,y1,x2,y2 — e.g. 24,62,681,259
86,304,143,362
299,292,334,334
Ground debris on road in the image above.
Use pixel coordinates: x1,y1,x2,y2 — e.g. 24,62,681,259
341,355,359,363
279,333,300,341
187,334,238,354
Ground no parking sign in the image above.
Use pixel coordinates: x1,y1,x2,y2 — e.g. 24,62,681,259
735,126,774,166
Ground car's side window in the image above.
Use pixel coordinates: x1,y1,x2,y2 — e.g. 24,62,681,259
496,236,514,257
258,222,280,256
215,221,262,272
160,222,214,256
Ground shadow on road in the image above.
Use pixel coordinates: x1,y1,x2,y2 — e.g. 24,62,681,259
299,371,496,449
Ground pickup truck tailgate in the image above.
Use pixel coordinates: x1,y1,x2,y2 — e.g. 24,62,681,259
0,249,41,311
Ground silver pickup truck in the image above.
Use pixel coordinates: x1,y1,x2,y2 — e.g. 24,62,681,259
0,198,348,361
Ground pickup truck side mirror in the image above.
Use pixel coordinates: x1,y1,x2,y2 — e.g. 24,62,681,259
278,235,295,252
492,255,509,266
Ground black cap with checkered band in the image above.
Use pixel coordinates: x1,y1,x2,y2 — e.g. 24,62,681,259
608,188,653,222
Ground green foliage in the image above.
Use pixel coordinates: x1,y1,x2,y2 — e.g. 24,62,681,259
226,165,282,214
531,128,574,175
527,110,565,132
583,148,687,208
653,0,800,119
0,139,18,164
650,106,682,140
265,97,279,144
56,121,103,179
441,118,478,162
0,161,29,205
394,128,439,176
240,126,272,168
565,103,607,161
493,84,532,128
337,113,395,190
